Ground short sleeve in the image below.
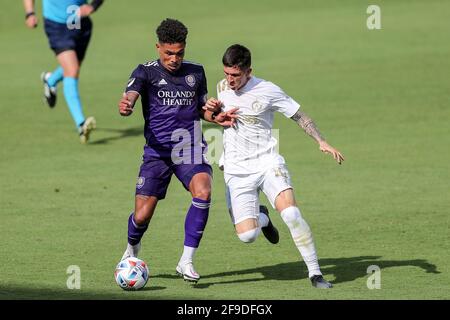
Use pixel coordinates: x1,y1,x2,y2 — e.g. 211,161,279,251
197,67,208,105
269,83,300,118
124,65,147,95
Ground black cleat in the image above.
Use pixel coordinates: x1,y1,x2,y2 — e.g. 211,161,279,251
310,275,333,289
41,72,57,108
260,205,279,244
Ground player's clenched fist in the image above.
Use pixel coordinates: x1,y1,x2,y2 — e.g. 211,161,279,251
25,14,38,29
119,93,134,116
202,97,223,113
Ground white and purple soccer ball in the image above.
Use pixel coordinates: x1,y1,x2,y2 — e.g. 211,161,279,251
114,257,149,290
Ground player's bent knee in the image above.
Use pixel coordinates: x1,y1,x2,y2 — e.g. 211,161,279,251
63,68,80,79
275,189,296,212
134,196,157,225
280,206,312,237
237,228,261,243
280,206,302,223
133,213,149,226
193,188,211,200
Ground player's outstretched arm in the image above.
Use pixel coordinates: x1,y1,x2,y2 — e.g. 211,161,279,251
118,92,139,117
291,109,345,164
23,0,38,29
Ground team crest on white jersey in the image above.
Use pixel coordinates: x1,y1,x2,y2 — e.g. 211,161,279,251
252,100,263,112
158,79,168,85
185,74,196,87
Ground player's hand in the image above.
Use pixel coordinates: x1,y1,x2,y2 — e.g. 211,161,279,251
119,93,134,116
319,141,345,164
79,4,94,17
202,98,223,113
214,107,239,127
25,15,38,29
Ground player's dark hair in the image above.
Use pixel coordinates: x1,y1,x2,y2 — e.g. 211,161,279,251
156,18,188,44
222,44,252,71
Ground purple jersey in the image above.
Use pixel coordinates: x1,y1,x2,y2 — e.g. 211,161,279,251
125,60,208,158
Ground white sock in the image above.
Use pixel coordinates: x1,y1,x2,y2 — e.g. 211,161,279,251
237,228,261,243
179,245,197,265
127,242,140,256
258,211,269,228
280,206,322,278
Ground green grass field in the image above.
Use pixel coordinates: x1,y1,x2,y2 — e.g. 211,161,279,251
1,0,449,300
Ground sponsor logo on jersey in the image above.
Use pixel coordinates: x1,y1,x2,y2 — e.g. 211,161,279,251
238,114,260,125
185,74,196,87
158,79,168,85
157,90,196,106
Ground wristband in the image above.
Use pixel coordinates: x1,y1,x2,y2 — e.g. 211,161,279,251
25,12,35,19
90,0,104,11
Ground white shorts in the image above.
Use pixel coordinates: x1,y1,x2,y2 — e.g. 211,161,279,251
224,164,292,225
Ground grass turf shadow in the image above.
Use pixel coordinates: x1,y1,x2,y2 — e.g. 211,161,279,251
154,256,440,288
0,285,179,300
89,126,143,145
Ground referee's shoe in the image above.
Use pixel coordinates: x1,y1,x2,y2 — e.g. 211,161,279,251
79,116,96,144
41,72,57,108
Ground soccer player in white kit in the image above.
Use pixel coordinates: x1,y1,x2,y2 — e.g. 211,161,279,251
204,44,344,289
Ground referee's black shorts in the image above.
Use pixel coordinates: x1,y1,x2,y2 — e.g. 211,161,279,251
44,17,92,62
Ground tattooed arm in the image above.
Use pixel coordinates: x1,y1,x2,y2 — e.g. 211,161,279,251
291,109,325,143
291,109,345,164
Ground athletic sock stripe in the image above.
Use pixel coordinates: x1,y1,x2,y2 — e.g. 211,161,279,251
292,233,314,246
192,201,210,205
192,201,210,209
192,204,210,209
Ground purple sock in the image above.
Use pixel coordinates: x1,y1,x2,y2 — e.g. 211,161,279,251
184,198,210,248
127,213,148,245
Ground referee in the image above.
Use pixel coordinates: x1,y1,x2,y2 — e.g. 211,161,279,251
23,0,104,143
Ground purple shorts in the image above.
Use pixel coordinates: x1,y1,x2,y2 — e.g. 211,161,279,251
135,152,213,199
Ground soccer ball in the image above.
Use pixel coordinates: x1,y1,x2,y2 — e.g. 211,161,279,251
114,257,149,290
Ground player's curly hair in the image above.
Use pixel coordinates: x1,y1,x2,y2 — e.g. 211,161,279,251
156,18,188,44
222,44,252,71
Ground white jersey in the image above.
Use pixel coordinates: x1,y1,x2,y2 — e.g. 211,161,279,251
217,76,300,174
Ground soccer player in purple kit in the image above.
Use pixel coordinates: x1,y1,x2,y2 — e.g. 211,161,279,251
117,18,223,283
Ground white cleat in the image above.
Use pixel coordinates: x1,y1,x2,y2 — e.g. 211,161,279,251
121,242,141,261
176,261,200,283
79,116,96,144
